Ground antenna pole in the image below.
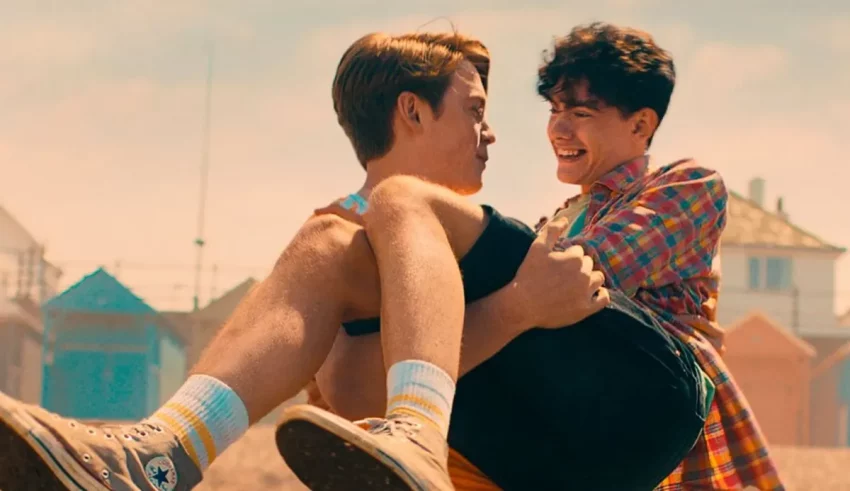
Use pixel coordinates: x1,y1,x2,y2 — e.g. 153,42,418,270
193,44,214,312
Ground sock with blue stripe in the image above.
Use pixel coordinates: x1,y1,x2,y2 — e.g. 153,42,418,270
386,360,456,438
147,374,249,471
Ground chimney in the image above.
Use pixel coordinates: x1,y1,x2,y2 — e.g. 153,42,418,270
776,196,789,221
748,177,765,208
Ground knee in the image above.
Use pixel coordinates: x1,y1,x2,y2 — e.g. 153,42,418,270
364,176,486,257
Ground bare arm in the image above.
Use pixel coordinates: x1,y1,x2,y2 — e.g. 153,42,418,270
458,287,526,375
315,218,604,420
460,216,607,375
314,287,522,420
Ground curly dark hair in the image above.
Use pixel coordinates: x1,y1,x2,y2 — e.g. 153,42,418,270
537,23,675,145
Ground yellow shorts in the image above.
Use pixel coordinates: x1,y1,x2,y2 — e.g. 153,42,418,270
448,448,500,490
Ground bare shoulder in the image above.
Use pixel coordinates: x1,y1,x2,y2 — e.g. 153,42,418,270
271,214,357,262
307,213,373,263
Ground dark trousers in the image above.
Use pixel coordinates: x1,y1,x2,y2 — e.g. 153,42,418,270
342,206,708,490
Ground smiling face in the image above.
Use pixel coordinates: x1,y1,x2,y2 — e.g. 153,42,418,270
536,23,676,190
547,79,652,188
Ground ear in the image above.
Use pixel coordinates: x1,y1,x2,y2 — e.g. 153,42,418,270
631,108,659,145
395,91,423,135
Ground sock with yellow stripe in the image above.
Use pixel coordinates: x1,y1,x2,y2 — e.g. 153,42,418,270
386,360,456,438
147,374,249,471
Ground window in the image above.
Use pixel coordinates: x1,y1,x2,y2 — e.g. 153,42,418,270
766,257,793,291
748,256,793,291
748,257,761,290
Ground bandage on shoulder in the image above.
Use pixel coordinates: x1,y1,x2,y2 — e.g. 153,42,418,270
314,193,368,226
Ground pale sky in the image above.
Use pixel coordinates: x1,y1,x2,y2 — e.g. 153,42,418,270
1,0,848,314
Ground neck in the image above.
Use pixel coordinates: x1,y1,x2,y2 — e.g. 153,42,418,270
359,150,415,199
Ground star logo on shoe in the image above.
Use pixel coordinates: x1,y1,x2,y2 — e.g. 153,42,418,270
145,456,178,491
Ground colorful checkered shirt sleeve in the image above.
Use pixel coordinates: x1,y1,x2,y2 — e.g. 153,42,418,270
554,162,727,296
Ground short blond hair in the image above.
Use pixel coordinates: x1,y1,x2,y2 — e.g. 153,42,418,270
332,32,490,167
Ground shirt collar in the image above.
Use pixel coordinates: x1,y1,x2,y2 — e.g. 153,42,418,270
592,154,650,194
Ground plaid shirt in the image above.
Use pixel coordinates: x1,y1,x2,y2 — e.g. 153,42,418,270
541,155,783,490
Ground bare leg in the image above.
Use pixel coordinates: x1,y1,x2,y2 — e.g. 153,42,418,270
145,217,367,473
317,177,494,421
276,176,490,491
191,217,354,425
0,216,363,491
364,176,486,381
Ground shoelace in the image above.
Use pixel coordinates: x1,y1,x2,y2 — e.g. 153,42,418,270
40,414,166,482
52,411,165,444
358,417,445,491
366,418,421,439
361,417,440,456
101,421,166,442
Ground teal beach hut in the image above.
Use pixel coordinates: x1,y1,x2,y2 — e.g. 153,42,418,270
41,268,186,421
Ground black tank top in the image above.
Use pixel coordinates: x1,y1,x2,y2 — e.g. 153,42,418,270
338,205,537,336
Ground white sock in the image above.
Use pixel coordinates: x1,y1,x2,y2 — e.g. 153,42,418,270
386,360,456,438
148,374,249,470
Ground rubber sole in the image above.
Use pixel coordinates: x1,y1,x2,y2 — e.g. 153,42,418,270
0,393,102,491
275,408,421,491
0,419,77,491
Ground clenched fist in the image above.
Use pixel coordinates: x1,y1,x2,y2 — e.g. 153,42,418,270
502,216,610,331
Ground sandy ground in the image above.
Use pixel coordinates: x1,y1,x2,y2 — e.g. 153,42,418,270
197,424,850,490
